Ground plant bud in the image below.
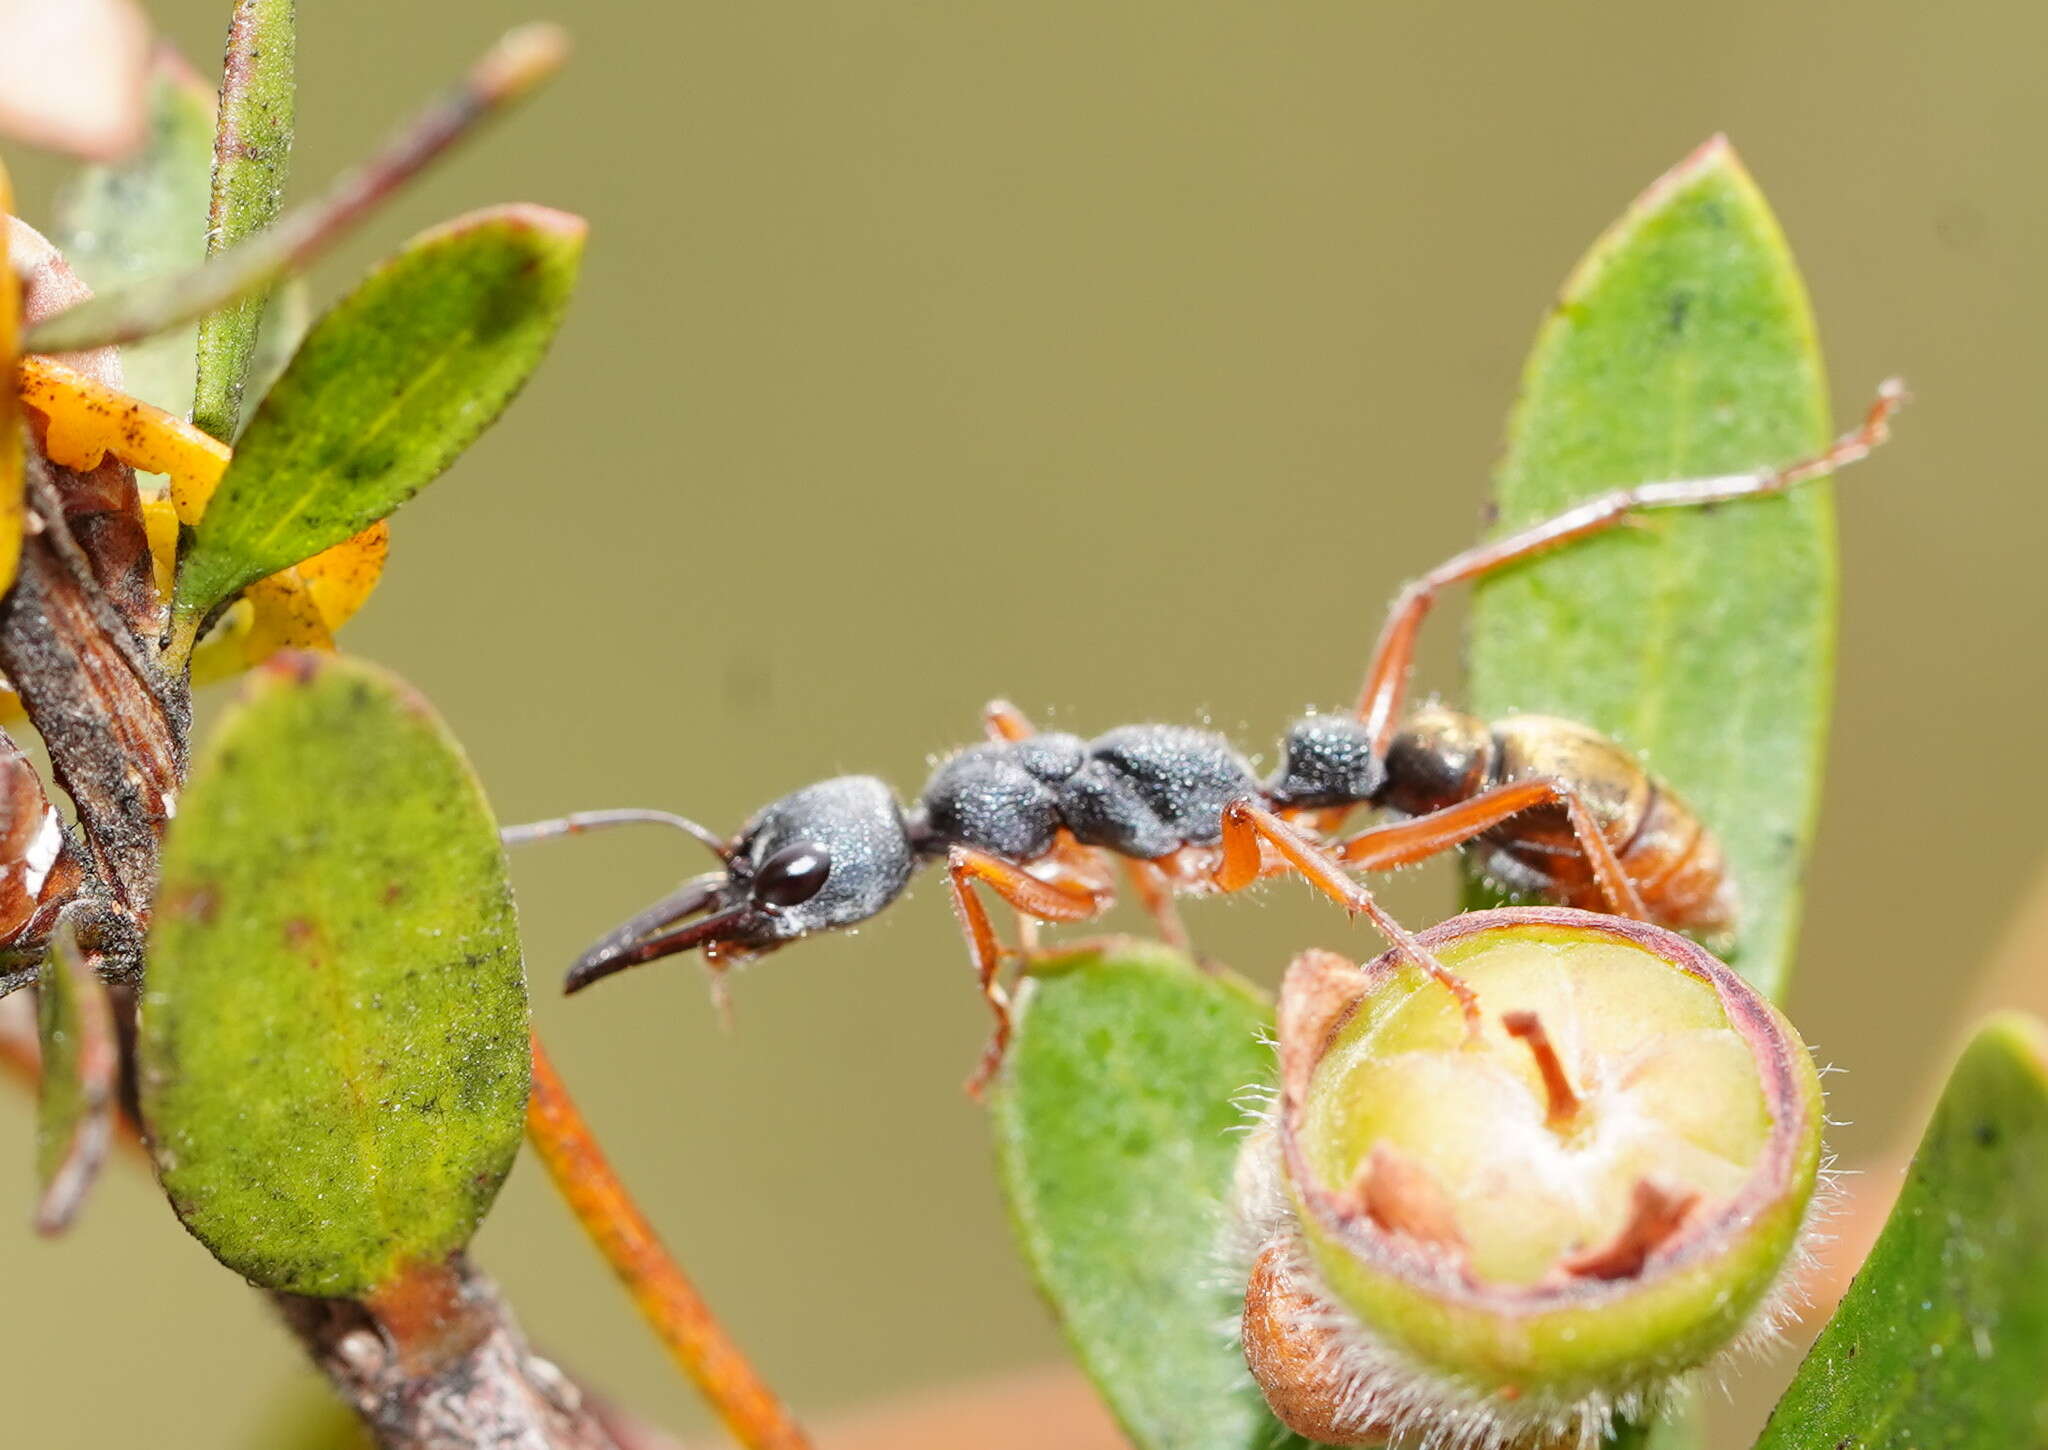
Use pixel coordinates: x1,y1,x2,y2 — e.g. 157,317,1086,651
1234,907,1825,1449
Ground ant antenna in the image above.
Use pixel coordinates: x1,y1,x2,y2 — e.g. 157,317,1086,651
500,808,731,863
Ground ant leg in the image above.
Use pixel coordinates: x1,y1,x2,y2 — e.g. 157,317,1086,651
984,699,1036,743
1123,858,1192,951
947,846,1112,1098
1335,779,1649,920
1214,799,1480,1030
1354,381,1906,752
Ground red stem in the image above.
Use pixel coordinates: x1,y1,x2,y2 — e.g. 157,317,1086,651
525,1032,816,1450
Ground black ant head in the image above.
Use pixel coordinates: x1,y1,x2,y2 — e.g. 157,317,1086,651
563,776,915,994
1266,714,1388,810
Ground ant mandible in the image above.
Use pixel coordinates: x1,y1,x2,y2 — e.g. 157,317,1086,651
507,383,1904,1095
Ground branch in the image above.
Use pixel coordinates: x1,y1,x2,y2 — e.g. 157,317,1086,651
527,1033,817,1450
277,1258,625,1450
1,1013,632,1450
24,24,568,356
0,458,180,923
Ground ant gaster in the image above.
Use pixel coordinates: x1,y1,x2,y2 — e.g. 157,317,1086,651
508,385,1903,1094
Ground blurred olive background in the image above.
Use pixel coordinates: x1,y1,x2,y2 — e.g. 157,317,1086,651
0,2,2038,1447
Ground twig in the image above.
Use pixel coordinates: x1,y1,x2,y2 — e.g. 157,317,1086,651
32,921,118,1235
193,0,297,442
526,1032,817,1450
277,1258,624,1450
24,24,568,355
0,996,146,1157
0,459,181,923
1,1016,632,1450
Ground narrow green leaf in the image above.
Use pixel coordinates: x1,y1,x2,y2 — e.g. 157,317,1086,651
1467,136,1834,1004
51,51,216,418
193,0,296,442
141,653,530,1298
169,204,585,647
991,943,1307,1450
34,920,117,1236
1755,1014,2048,1448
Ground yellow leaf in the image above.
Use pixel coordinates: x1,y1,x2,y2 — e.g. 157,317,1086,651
15,354,229,520
140,492,178,602
0,162,22,596
298,521,390,633
10,355,390,693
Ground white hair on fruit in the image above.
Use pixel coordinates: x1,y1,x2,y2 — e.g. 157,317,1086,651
1221,1085,1837,1450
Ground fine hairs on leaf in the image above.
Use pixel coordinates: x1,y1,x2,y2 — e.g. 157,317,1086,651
140,653,529,1298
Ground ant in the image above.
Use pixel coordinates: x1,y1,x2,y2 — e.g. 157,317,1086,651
507,383,1903,1095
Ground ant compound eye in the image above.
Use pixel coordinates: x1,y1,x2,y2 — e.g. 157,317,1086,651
753,842,831,908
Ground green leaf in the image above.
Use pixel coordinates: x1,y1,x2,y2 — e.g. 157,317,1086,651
193,0,296,443
169,204,585,651
1755,1014,2048,1448
50,52,216,418
991,942,1308,1450
1467,136,1834,1004
140,652,529,1298
35,920,117,1236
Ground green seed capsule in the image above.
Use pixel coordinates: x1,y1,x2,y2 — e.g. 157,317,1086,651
1235,907,1826,1449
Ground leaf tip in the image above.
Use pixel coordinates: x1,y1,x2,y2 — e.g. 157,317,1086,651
476,22,573,105
507,202,590,245
417,201,589,253
1632,133,1749,217
1974,1010,2048,1084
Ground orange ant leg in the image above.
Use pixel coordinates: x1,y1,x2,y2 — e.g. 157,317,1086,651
946,845,1112,1098
983,699,1035,743
1214,799,1481,1030
1353,381,1907,754
1335,779,1650,920
1030,832,1121,953
1123,857,1192,951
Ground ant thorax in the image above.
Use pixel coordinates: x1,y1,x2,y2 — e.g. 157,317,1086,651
918,725,1261,862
